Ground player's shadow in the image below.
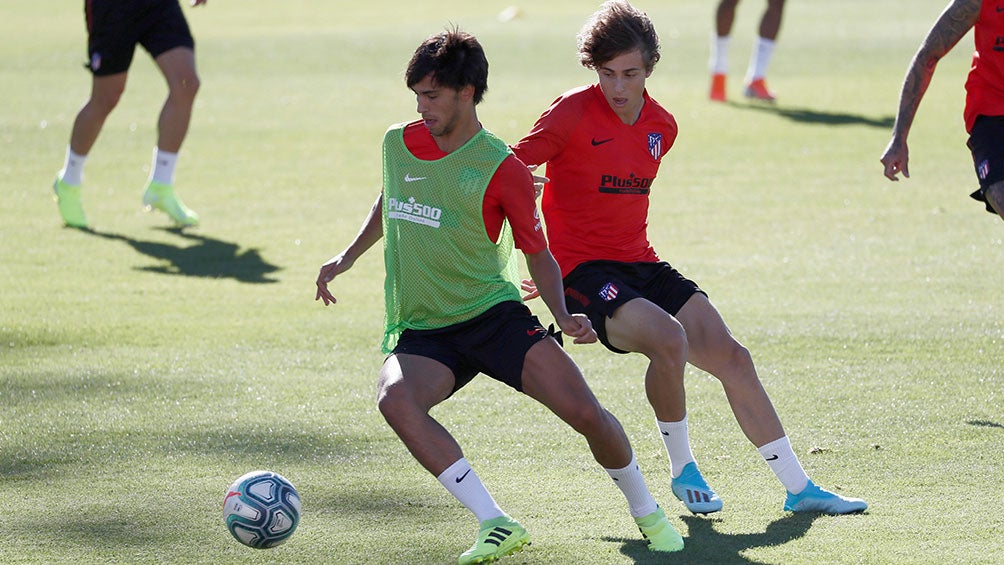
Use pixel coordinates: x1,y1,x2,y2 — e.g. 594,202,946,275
727,100,894,128
86,227,281,283
606,512,821,564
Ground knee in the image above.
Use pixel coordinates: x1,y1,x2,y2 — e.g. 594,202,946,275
718,340,756,383
564,400,612,437
169,72,200,101
645,317,688,370
376,382,410,427
89,86,125,115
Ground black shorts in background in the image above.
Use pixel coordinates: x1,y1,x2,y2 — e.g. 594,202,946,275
390,301,552,395
84,0,194,76
967,115,1004,213
562,260,705,354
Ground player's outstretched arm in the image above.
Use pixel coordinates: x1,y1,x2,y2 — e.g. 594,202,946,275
523,249,596,344
315,193,383,306
881,0,979,181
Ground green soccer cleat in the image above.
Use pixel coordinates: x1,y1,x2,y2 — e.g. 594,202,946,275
634,506,684,553
53,177,88,228
458,515,530,565
142,181,199,226
784,480,867,514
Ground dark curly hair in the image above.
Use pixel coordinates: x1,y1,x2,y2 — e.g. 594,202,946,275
406,27,489,104
577,1,660,73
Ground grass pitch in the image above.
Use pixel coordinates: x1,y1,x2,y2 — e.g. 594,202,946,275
1,1,1002,563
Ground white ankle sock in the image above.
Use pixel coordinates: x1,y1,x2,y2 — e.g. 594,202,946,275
758,436,809,494
150,147,179,185
605,453,658,518
657,416,697,478
437,457,505,523
59,146,87,186
746,36,776,82
710,34,730,74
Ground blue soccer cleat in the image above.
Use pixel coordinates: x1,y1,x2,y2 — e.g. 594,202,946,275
784,480,867,514
671,462,723,514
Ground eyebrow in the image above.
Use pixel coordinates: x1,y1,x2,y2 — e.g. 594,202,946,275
599,64,642,73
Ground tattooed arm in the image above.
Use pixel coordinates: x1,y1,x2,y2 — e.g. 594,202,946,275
881,0,981,181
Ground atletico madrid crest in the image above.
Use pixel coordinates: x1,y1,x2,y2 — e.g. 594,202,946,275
599,282,619,302
647,133,662,160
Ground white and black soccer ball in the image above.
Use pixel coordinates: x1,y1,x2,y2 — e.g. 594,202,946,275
223,470,302,549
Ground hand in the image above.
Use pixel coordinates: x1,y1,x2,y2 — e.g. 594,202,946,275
315,254,352,306
556,313,597,345
528,164,548,199
520,278,540,301
880,139,909,181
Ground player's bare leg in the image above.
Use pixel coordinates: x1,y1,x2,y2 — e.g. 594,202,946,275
522,338,684,552
985,180,1004,222
53,72,128,228
142,46,200,225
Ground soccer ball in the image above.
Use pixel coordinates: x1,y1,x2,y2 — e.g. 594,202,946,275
223,470,302,549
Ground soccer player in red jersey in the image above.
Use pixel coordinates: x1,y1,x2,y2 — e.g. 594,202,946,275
317,28,684,563
881,0,1004,222
513,0,867,515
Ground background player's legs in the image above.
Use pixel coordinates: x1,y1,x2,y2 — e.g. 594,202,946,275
744,0,785,101
54,72,128,227
69,72,128,158
709,0,740,100
153,46,199,154
142,46,201,225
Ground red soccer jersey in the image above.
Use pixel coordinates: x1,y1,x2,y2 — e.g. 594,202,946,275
964,0,1004,132
402,120,546,253
511,85,678,277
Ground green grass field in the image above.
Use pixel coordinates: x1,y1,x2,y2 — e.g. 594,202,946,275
2,1,1002,563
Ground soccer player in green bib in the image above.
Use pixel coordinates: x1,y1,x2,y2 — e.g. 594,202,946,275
316,29,684,564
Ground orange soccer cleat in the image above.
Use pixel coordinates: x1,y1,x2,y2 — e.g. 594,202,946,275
743,78,776,102
709,73,727,102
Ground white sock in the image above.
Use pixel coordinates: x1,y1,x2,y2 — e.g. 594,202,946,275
59,146,87,186
657,417,697,478
149,147,179,185
746,36,776,82
605,452,658,518
437,458,505,523
757,436,809,494
710,34,730,75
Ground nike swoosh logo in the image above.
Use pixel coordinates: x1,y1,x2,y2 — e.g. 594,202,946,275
591,138,614,146
455,468,472,483
404,173,427,182
765,454,779,461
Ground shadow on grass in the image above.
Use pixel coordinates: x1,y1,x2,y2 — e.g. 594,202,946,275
83,227,281,283
0,369,384,479
724,100,894,129
967,419,1004,430
606,512,820,564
